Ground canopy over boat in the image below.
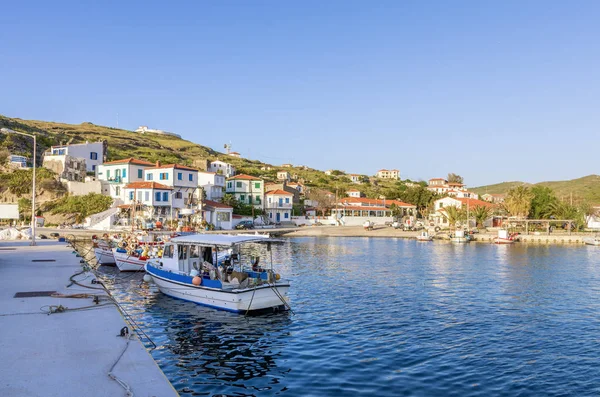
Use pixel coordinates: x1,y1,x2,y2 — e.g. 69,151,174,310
170,234,272,247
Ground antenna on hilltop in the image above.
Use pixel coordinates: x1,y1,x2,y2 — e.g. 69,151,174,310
223,141,232,154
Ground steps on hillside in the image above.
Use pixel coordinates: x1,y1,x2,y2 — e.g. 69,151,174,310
85,207,119,229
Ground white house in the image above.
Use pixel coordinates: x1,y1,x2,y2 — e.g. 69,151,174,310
48,141,106,173
97,158,155,201
349,174,362,184
265,190,294,224
376,169,400,180
208,160,236,177
8,154,28,168
122,181,173,223
330,197,416,226
202,200,234,230
346,189,363,198
430,197,494,228
427,178,467,195
277,171,291,181
135,126,181,138
144,163,199,218
226,174,264,209
197,171,225,202
447,190,479,200
228,151,241,158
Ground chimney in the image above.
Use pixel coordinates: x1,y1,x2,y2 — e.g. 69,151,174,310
156,160,161,167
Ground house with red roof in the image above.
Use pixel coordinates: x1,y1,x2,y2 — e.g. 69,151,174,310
330,197,417,226
430,196,496,228
201,200,234,230
265,189,294,223
97,158,156,201
376,169,400,180
144,161,199,218
346,189,364,198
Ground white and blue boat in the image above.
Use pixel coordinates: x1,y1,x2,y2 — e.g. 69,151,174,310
145,234,291,314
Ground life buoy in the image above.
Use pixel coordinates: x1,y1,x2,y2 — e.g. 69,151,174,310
92,235,98,241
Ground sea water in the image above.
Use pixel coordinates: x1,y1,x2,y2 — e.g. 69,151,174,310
98,237,600,396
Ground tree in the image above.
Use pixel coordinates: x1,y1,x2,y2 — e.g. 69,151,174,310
307,189,335,217
399,185,437,216
444,205,466,230
529,186,558,219
389,203,403,220
447,173,464,184
504,186,533,218
472,206,491,228
221,194,238,208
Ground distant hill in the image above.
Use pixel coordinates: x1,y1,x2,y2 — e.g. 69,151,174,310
472,175,600,204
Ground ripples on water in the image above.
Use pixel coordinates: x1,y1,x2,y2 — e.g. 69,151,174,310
98,238,600,396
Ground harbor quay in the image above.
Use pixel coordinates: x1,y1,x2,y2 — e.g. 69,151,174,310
0,240,178,397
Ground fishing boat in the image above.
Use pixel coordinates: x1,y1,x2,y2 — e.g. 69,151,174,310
416,231,433,241
112,233,167,272
144,234,291,314
450,229,470,243
93,240,116,265
584,236,600,246
493,229,517,244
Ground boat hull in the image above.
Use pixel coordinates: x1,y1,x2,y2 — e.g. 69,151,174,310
494,238,515,244
146,264,290,313
450,237,469,243
94,247,116,265
584,238,600,246
113,250,147,272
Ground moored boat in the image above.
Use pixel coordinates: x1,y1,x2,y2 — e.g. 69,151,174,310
450,230,470,243
584,236,600,246
145,234,291,314
417,231,433,241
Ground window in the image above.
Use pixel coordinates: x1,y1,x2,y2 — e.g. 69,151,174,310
163,245,173,258
129,191,134,200
145,191,149,201
255,182,260,189
236,181,242,188
189,174,193,181
249,196,253,204
240,194,245,201
175,192,183,199
122,168,127,178
285,198,290,204
163,192,169,201
284,213,289,219
147,173,153,181
178,172,182,180
107,170,111,179
92,165,96,171
155,192,161,201
160,173,169,180
115,186,120,196
217,212,230,222
227,182,232,189
138,169,143,178
137,191,142,201
255,195,261,203
90,152,98,160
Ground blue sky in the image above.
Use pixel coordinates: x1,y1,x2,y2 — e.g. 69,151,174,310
1,1,599,187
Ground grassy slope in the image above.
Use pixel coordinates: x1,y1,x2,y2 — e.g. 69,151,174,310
473,175,600,204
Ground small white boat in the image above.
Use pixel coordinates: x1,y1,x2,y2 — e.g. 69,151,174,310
113,248,148,272
92,238,116,265
494,229,516,244
416,231,433,241
450,230,470,243
145,234,290,314
584,236,600,246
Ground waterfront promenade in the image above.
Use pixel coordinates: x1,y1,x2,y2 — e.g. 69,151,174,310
0,240,178,397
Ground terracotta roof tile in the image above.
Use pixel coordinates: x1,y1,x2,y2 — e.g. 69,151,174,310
146,164,198,171
203,199,233,209
124,182,173,190
103,158,155,166
227,174,262,181
266,189,294,196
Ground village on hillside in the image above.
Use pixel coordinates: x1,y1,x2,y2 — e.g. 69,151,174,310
1,126,599,233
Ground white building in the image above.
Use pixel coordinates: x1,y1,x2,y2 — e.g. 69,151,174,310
265,189,294,224
202,200,234,230
97,158,155,201
144,163,199,218
427,178,467,195
197,171,225,202
123,181,174,223
208,160,236,177
226,174,264,209
277,171,291,181
376,169,400,180
430,196,494,228
447,190,479,200
228,151,241,158
346,189,363,198
48,141,105,173
8,154,28,168
349,174,362,184
135,126,181,138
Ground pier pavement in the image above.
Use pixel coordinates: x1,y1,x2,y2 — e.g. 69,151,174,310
0,240,178,397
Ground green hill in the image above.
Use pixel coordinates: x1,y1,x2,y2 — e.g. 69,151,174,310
473,175,600,204
0,115,405,199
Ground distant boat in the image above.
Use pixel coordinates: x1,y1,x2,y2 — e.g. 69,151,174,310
416,231,433,241
493,229,517,245
584,236,600,246
450,229,470,243
93,239,116,265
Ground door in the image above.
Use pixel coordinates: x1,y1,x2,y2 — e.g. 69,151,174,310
276,212,281,222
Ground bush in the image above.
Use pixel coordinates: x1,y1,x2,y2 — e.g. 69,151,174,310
47,193,112,223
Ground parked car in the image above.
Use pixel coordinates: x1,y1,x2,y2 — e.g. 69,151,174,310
235,220,255,230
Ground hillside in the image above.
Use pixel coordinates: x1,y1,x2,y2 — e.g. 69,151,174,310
473,175,600,204
0,115,406,200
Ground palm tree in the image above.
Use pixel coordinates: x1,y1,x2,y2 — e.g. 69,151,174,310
472,206,491,229
444,205,466,230
504,186,533,219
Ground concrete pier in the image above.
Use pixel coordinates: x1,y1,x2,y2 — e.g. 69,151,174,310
0,240,179,397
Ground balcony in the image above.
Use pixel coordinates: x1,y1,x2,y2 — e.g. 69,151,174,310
107,176,122,183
